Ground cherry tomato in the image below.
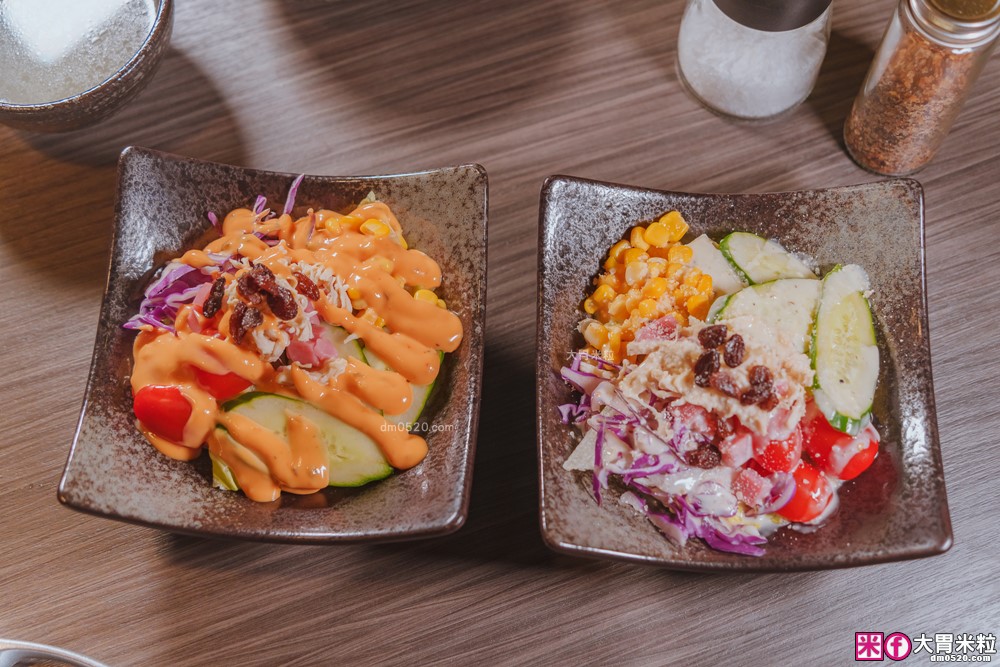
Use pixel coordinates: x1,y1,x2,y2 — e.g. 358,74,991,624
133,385,192,443
777,461,833,523
193,368,252,401
802,404,879,481
752,425,802,473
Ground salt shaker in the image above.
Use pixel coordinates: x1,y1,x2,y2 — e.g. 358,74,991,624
844,0,1000,175
677,0,833,119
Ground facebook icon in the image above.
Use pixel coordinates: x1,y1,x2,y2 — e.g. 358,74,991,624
885,633,912,661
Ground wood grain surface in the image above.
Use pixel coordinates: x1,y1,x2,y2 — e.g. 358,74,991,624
1,1,997,665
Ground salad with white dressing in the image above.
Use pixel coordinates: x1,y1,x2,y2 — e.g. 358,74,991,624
560,214,881,556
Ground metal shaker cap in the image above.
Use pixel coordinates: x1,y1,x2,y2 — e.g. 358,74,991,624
712,0,833,32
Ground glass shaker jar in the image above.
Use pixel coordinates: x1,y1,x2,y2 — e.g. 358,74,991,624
844,0,1000,175
677,0,833,120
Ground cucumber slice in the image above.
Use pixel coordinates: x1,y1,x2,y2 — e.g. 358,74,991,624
713,279,821,353
687,234,746,295
319,323,364,361
363,349,442,426
811,265,879,435
219,392,392,487
719,232,817,284
210,448,240,491
706,293,732,323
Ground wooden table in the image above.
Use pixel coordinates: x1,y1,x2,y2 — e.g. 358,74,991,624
2,1,997,664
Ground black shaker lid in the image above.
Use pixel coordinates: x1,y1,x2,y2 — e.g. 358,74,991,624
712,0,833,32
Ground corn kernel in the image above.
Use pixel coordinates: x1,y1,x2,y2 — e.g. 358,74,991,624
665,262,684,278
623,248,647,265
593,284,616,304
360,219,391,237
583,298,598,314
648,246,673,260
347,287,362,300
659,211,689,242
584,322,609,348
638,298,659,318
642,277,669,298
629,227,650,251
367,256,394,273
437,299,447,309
596,274,618,288
697,274,714,293
375,317,386,328
414,289,438,304
323,219,342,235
643,222,672,248
624,261,649,286
608,329,622,353
608,240,631,264
361,308,379,324
625,291,642,312
609,295,629,320
340,215,363,230
683,268,703,287
667,245,693,263
687,293,711,320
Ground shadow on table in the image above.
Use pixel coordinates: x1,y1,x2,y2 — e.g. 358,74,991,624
366,340,553,566
807,30,875,148
16,48,246,167
271,0,572,119
0,48,246,289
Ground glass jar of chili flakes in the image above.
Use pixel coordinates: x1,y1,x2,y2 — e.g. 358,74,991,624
844,0,1000,175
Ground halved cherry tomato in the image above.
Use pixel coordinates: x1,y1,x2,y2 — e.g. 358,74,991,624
193,368,252,401
133,385,192,443
752,425,802,473
777,461,833,523
802,403,879,481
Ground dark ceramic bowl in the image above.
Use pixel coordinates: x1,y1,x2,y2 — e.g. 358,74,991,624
537,175,952,572
59,147,488,543
0,0,173,133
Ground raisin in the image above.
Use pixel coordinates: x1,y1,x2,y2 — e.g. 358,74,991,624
293,271,321,300
202,277,226,318
709,371,740,398
694,350,720,387
748,365,773,392
715,415,734,439
740,369,774,405
760,392,780,411
687,441,721,469
723,334,745,367
698,324,728,349
230,302,263,343
266,286,299,320
248,263,278,293
237,272,265,306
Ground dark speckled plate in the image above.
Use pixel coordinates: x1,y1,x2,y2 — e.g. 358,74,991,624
537,175,951,571
59,147,487,543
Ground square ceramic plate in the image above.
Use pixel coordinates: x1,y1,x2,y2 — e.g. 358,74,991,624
537,175,952,571
59,146,487,543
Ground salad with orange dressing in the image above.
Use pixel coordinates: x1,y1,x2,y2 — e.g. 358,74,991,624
560,212,881,556
126,179,462,502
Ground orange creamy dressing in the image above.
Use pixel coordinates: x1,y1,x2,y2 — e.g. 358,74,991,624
130,199,462,501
